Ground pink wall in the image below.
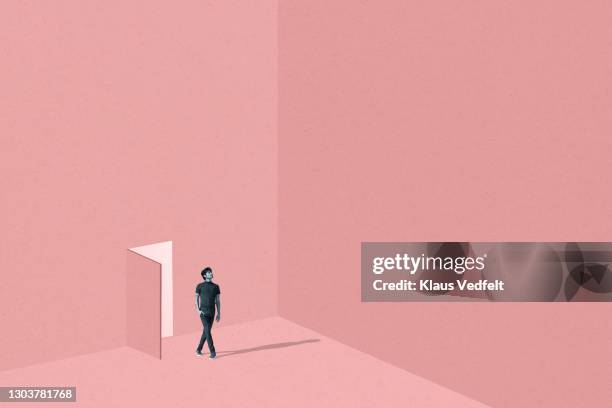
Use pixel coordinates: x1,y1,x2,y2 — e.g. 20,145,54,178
279,1,612,407
0,0,277,370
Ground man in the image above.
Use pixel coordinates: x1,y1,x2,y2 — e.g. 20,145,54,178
195,267,221,359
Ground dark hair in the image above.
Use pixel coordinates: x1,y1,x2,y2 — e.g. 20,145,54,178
201,267,213,278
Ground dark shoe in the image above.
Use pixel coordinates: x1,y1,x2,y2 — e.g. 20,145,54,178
196,350,203,357
209,352,216,359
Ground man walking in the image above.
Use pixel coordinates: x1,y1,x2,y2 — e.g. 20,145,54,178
195,267,221,359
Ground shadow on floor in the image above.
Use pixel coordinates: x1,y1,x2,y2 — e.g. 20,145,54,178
206,339,321,359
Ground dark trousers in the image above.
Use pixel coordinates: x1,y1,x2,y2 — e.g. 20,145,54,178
197,313,215,354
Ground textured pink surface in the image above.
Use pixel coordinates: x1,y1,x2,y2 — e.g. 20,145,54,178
0,0,277,370
279,1,612,407
126,251,161,359
0,318,488,407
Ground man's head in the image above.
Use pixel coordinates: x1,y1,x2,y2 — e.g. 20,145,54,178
201,267,213,281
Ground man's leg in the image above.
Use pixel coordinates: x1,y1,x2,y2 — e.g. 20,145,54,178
196,313,207,353
203,315,215,356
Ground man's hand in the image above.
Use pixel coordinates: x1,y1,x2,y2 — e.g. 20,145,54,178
215,313,221,322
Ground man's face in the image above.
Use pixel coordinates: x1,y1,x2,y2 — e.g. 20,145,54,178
205,271,213,280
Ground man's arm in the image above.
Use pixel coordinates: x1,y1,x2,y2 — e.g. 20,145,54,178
215,294,221,321
195,294,201,313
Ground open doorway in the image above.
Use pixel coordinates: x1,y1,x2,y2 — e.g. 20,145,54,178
126,241,173,358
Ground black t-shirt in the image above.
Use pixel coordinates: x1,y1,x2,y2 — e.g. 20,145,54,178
195,281,221,316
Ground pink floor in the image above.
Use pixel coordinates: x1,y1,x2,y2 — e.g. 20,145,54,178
0,317,488,407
